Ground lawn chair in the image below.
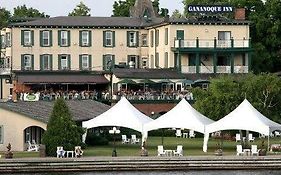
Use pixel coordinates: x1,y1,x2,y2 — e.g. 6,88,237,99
173,145,183,156
27,140,39,152
74,146,84,158
131,134,140,144
121,135,130,144
274,131,281,137
251,145,259,156
235,133,241,142
175,129,182,138
236,145,244,156
249,133,255,142
56,146,66,158
157,145,166,156
189,130,196,138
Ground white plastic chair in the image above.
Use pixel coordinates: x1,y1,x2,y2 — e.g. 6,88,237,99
56,146,66,158
175,129,182,138
235,133,241,142
251,145,259,156
131,134,140,144
249,133,255,142
121,135,130,144
27,141,39,152
189,130,196,138
173,145,183,156
157,145,166,156
74,146,84,158
275,131,281,137
236,145,244,156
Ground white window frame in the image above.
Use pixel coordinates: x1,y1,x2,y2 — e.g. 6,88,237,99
81,31,89,46
141,34,147,47
129,31,137,47
42,55,51,70
105,55,113,70
0,125,3,144
6,33,11,47
60,55,68,70
24,55,32,70
61,31,68,46
142,57,148,68
128,55,137,68
24,31,31,46
81,55,89,69
42,31,50,46
1,35,6,48
105,31,113,47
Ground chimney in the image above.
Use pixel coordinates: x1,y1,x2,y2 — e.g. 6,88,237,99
234,8,245,20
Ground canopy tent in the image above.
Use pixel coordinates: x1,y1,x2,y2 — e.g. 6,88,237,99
144,99,214,151
82,97,153,143
203,99,281,152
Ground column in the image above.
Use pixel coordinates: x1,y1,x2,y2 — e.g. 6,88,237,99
196,53,200,74
230,53,234,73
248,52,252,71
213,53,217,73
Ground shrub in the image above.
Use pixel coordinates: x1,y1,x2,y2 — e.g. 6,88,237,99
85,132,109,146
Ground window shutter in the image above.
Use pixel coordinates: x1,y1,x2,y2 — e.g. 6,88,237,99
102,55,106,70
49,31,53,47
40,31,43,47
136,31,139,47
112,31,115,47
137,55,140,68
88,55,92,70
79,55,82,70
79,31,82,47
31,31,34,46
58,31,61,46
67,31,71,47
103,31,106,47
68,54,71,70
88,31,92,47
165,28,168,45
49,54,53,70
127,55,130,65
165,52,168,68
112,55,115,68
21,30,24,46
21,54,24,70
31,55,34,70
58,55,61,70
127,31,130,47
40,55,43,70
156,30,159,47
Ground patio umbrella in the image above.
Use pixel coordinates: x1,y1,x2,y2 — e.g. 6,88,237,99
158,79,173,83
194,79,210,84
139,79,156,84
177,79,194,85
117,79,137,84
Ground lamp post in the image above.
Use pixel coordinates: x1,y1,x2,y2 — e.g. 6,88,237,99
109,127,120,157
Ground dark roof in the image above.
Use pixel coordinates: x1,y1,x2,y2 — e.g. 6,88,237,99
10,16,165,28
113,68,185,79
0,100,110,123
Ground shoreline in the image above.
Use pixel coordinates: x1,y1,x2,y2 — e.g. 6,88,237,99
1,156,281,173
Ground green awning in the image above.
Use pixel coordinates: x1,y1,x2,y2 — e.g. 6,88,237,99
158,79,173,83
177,79,194,85
117,79,137,84
139,79,156,84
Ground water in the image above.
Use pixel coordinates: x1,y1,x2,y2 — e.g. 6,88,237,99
2,171,281,175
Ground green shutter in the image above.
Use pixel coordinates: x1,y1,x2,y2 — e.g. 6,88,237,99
165,28,168,45
49,31,53,47
88,31,92,47
79,55,82,70
156,30,159,47
58,54,61,70
165,52,168,68
21,30,24,46
103,31,106,47
127,55,130,65
31,55,34,70
112,55,115,68
40,55,43,70
103,55,106,70
21,54,24,70
40,31,43,47
58,31,61,46
150,31,154,47
49,54,53,70
136,31,139,47
79,31,82,47
88,55,92,70
112,31,115,47
127,31,130,47
68,54,71,70
155,53,159,67
31,31,34,46
137,55,140,68
67,31,71,47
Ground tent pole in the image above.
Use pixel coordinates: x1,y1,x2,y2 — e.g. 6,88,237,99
268,135,270,151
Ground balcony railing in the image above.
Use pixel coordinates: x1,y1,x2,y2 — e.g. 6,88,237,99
174,38,250,49
0,64,11,75
182,66,248,74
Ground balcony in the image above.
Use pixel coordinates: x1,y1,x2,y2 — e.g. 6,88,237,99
173,38,250,51
182,66,248,74
0,64,11,75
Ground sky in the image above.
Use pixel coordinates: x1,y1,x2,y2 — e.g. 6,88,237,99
1,0,184,17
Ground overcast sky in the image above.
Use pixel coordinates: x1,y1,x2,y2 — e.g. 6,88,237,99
1,0,184,17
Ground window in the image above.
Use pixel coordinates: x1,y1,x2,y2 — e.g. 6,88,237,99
0,125,3,144
24,31,31,46
40,54,52,70
105,31,113,47
1,35,5,48
61,55,68,70
42,31,50,46
82,31,89,46
142,57,148,68
155,52,159,68
127,31,138,47
218,31,231,47
59,31,69,46
127,55,139,68
103,54,115,70
80,54,91,70
141,34,147,47
23,55,32,70
6,33,11,47
150,31,154,47
165,28,168,45
164,52,168,68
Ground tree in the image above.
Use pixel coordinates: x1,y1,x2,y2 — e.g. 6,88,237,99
42,98,84,156
0,7,11,29
68,1,91,16
13,5,49,18
172,9,183,18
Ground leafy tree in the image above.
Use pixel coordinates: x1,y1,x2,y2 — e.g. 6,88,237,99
0,7,11,29
68,1,91,16
42,98,84,156
13,5,49,18
172,9,183,18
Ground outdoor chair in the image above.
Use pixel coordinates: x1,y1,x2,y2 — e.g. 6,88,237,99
27,140,39,152
189,130,196,138
157,145,166,156
251,145,259,156
235,133,241,142
249,133,255,142
56,146,66,158
74,146,84,158
175,129,182,138
173,145,183,156
274,131,281,137
236,145,244,156
131,134,140,144
121,135,130,144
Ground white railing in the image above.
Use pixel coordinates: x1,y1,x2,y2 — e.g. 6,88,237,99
181,66,196,73
217,66,231,73
200,66,214,73
181,65,248,74
174,39,250,48
234,40,249,48
199,40,215,48
217,40,232,48
234,66,248,73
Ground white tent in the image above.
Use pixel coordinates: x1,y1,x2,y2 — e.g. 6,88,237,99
82,97,153,142
203,99,281,152
144,99,214,151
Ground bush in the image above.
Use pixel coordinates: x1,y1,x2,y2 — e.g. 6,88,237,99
85,132,109,146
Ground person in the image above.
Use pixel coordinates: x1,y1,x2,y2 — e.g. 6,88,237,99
75,146,83,158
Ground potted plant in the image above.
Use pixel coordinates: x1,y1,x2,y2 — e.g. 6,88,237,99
258,140,267,156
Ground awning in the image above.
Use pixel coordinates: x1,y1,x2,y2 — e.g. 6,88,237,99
17,74,109,84
138,79,156,84
117,79,137,84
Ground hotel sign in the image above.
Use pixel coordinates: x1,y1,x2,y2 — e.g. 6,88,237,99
188,5,234,13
